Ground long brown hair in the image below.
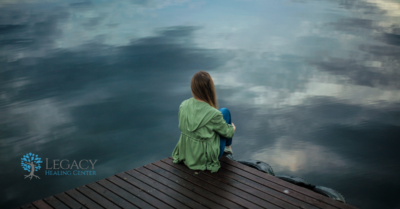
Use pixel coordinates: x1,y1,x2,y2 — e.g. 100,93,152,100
191,71,218,109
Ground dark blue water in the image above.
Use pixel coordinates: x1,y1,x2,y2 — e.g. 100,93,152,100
1,0,399,208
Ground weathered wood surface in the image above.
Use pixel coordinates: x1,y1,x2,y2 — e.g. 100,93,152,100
19,157,358,209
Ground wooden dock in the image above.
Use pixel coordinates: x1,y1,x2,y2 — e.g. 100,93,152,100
19,157,358,209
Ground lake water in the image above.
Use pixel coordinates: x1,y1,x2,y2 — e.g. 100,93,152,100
1,0,399,208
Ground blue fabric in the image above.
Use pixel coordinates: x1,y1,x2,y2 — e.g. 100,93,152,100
218,108,233,159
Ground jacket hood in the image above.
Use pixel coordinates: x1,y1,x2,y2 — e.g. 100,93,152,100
179,97,218,132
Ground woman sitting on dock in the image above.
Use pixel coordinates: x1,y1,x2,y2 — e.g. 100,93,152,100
172,71,236,173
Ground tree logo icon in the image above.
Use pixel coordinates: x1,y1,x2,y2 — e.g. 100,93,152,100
21,153,42,180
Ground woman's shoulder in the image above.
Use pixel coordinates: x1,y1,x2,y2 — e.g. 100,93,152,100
180,97,193,107
179,98,219,113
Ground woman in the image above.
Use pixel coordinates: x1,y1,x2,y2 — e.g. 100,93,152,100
172,71,236,173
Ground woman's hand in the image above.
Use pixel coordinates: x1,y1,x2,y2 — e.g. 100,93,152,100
232,123,236,131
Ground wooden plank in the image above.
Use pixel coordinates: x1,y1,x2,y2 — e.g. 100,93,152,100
20,203,36,209
144,163,231,209
76,185,121,209
107,175,173,209
31,199,53,209
97,178,156,209
65,189,104,208
205,166,317,209
116,172,190,209
219,160,339,208
136,165,226,209
42,196,69,209
54,192,87,209
219,157,358,209
159,161,297,209
18,158,359,209
160,159,299,209
154,160,263,209
217,162,336,209
86,182,139,209
125,169,208,209
217,166,325,209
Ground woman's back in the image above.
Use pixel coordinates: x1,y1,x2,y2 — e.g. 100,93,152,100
172,97,235,173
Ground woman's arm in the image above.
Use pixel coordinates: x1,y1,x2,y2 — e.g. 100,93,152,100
209,112,235,138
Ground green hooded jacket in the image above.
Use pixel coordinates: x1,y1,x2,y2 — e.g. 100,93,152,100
172,97,235,173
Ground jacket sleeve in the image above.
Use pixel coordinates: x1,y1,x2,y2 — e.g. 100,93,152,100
209,112,235,138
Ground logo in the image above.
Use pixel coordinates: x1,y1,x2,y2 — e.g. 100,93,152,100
45,159,97,176
21,153,42,180
21,153,97,178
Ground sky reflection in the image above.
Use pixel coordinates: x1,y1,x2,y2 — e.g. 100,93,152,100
1,0,399,208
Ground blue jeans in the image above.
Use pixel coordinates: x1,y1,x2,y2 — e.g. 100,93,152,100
219,108,233,159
